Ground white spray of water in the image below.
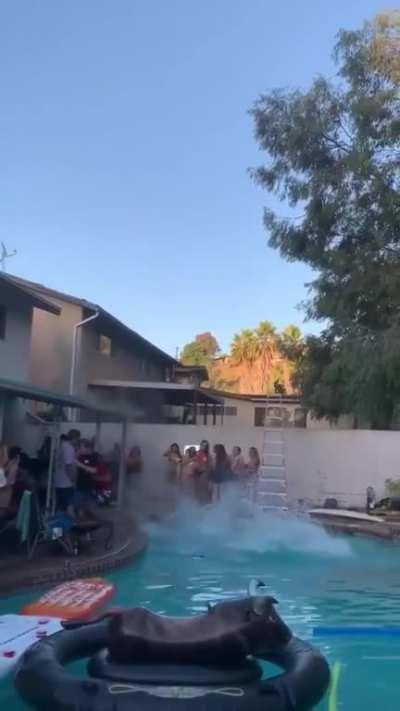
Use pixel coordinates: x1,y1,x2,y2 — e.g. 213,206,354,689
156,487,352,559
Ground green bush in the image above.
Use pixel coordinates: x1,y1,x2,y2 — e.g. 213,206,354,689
385,478,400,497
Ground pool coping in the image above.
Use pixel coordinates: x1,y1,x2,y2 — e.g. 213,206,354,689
0,524,148,598
309,509,400,541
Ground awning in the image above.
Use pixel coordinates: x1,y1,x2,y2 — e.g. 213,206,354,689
0,377,128,419
89,379,222,406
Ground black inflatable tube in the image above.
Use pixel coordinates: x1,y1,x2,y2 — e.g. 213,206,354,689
14,622,330,711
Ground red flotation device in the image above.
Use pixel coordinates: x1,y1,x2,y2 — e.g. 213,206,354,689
21,578,114,620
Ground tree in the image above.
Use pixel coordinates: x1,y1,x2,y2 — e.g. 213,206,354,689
250,17,400,427
255,320,278,389
231,329,259,364
369,12,400,83
180,332,220,367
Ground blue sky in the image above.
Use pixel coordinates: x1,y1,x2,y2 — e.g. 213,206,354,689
1,0,384,356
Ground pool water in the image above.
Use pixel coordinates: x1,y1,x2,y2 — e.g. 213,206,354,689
1,499,400,709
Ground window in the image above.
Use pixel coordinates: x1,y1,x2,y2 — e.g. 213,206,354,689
97,333,112,356
254,407,265,427
223,406,237,416
0,306,6,340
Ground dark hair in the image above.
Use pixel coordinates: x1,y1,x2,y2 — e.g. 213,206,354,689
67,429,81,441
233,446,241,455
187,446,196,458
170,443,181,456
214,443,228,467
200,440,209,453
80,439,92,450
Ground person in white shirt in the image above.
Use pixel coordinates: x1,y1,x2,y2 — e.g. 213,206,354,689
54,429,80,513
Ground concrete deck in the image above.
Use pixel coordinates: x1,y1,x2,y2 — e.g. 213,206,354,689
0,507,148,596
309,508,400,541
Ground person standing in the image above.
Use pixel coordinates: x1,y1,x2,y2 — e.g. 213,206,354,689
180,446,197,498
231,446,246,481
163,443,183,484
210,444,233,502
194,440,212,504
245,446,261,501
54,429,80,513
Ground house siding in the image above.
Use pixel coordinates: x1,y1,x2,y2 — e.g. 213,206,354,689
0,292,32,382
29,299,83,393
79,323,165,394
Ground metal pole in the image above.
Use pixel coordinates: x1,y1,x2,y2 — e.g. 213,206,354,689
46,419,60,514
117,419,127,507
193,390,198,425
94,416,102,451
0,394,4,441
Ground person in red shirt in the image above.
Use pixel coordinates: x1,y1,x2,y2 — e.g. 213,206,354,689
92,453,113,506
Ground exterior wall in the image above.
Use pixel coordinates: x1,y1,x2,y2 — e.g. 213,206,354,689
79,323,165,395
306,413,356,430
29,299,82,393
29,299,168,418
221,397,306,428
0,292,32,381
221,397,255,426
18,424,400,508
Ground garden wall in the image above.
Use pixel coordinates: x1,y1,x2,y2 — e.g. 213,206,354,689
20,423,400,508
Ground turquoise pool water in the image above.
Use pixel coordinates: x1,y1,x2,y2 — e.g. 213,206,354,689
1,500,400,709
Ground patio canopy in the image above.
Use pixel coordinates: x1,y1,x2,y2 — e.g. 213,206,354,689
0,376,129,420
89,379,222,406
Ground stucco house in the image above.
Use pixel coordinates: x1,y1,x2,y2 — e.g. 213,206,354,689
0,273,78,440
4,275,218,424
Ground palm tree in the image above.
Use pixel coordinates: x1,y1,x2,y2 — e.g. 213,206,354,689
255,321,278,391
231,329,258,364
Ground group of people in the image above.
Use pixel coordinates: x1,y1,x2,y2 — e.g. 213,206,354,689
54,429,116,518
0,444,28,516
164,440,260,503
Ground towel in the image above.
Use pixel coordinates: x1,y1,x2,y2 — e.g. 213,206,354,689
16,491,31,543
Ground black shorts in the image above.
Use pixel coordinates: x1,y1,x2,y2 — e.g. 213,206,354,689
56,487,74,511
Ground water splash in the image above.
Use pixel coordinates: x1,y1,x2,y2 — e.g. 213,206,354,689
147,487,352,559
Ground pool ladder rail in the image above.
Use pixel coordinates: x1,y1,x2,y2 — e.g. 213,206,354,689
256,395,288,512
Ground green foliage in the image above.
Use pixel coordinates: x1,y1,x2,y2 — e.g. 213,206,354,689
250,17,400,428
180,332,219,367
385,477,400,498
370,12,400,83
231,329,259,364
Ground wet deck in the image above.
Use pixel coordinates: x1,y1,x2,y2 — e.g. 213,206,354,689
0,507,148,596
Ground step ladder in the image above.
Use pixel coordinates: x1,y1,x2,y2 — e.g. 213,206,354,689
256,395,288,512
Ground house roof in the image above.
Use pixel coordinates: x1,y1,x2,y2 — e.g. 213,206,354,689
0,273,61,316
89,379,222,405
203,388,301,404
6,273,177,366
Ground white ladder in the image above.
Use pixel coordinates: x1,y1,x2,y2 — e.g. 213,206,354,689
256,395,288,512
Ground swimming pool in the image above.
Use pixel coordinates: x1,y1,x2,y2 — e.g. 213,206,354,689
1,500,400,709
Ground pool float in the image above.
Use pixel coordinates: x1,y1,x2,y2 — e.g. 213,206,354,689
0,614,63,679
15,594,330,710
21,577,114,620
0,578,113,679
